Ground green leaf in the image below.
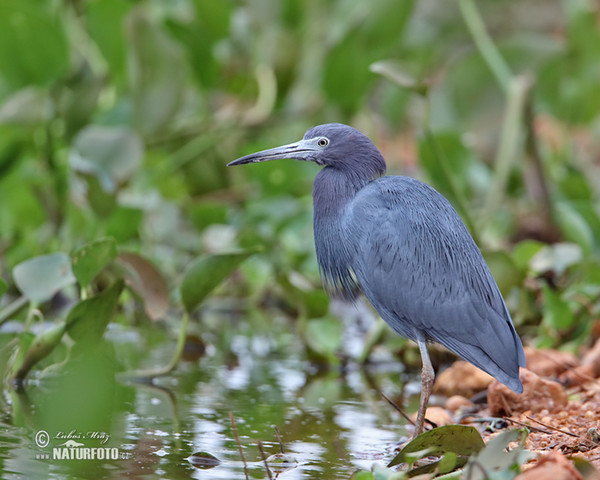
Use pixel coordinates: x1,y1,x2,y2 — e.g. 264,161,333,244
69,125,144,194
437,451,458,474
126,6,186,136
464,429,532,480
483,251,523,296
511,240,544,270
304,317,343,360
388,425,485,467
66,280,124,343
71,237,117,288
0,0,69,87
85,0,130,86
12,323,66,381
117,252,169,321
180,251,256,314
542,284,574,330
349,471,375,480
13,253,76,304
555,202,594,253
0,277,6,299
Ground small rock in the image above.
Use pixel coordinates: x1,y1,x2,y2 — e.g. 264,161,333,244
488,368,568,416
515,452,582,480
433,361,493,397
445,395,473,412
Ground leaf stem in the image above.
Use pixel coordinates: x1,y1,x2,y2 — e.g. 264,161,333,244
125,312,189,378
0,296,29,326
458,0,512,92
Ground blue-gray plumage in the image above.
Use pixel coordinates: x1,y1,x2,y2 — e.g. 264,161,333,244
228,123,525,437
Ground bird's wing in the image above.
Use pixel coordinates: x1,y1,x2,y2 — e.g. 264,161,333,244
346,177,524,390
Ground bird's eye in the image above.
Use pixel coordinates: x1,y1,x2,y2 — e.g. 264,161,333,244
318,138,329,147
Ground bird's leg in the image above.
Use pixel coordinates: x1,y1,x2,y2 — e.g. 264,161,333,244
413,338,435,439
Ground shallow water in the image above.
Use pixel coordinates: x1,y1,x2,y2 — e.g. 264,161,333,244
0,325,416,479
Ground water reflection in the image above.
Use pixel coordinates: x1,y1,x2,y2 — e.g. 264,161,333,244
0,332,411,479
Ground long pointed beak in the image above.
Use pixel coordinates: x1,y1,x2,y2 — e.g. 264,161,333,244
227,139,319,166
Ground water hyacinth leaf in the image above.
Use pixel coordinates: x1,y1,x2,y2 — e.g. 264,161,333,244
304,317,343,359
180,250,256,315
117,252,169,321
71,237,117,288
349,471,375,480
555,202,594,253
126,6,186,137
464,429,532,480
511,240,544,270
388,425,485,467
13,253,76,304
69,125,144,193
187,451,221,469
66,280,124,343
483,251,523,296
0,0,69,87
85,0,129,85
12,323,67,381
542,284,574,330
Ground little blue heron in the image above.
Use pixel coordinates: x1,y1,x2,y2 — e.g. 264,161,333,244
228,123,525,437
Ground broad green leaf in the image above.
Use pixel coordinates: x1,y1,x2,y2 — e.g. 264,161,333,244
304,317,343,359
483,251,523,296
13,253,76,304
511,240,544,270
418,132,477,207
388,425,485,467
555,202,594,253
12,323,66,381
71,237,117,288
0,277,6,299
69,125,144,193
9,332,34,380
0,0,69,87
86,0,130,85
66,280,124,343
126,6,186,136
180,251,256,314
464,429,532,480
542,284,574,330
117,252,169,321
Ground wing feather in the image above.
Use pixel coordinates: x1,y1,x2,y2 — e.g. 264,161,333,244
346,176,525,391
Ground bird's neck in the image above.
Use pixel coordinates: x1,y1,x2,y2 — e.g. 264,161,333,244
312,167,367,299
312,166,372,218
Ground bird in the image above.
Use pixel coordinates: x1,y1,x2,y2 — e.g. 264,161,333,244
228,123,525,438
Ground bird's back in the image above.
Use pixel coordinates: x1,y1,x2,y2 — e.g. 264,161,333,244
344,176,525,392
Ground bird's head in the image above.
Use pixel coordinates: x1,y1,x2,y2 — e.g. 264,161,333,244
227,123,386,178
